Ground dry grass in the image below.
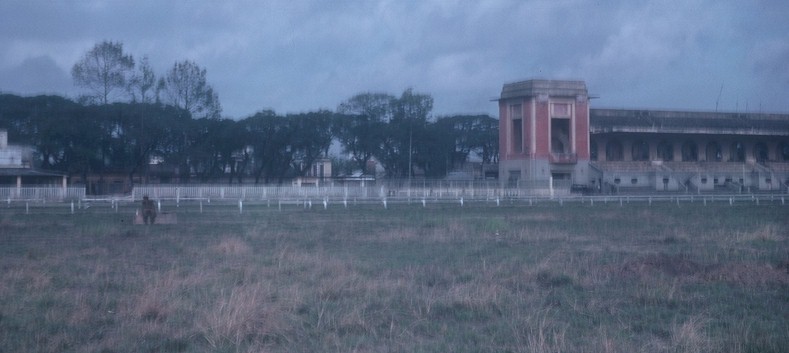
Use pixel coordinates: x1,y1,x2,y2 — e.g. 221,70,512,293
0,203,786,352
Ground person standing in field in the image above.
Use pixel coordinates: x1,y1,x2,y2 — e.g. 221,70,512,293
142,195,156,225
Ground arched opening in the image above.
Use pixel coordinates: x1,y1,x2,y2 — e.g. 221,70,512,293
681,141,698,161
706,141,722,161
753,142,769,162
631,140,649,161
657,140,674,161
730,141,745,162
605,140,623,161
590,140,598,161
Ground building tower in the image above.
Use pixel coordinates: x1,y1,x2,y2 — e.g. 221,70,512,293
498,79,590,186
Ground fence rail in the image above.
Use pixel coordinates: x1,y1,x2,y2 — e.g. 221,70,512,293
0,187,85,201
2,179,787,205
132,182,567,203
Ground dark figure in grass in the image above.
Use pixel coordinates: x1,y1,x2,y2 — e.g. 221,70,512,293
142,195,156,225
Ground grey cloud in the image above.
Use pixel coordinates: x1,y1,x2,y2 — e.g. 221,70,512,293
1,0,788,118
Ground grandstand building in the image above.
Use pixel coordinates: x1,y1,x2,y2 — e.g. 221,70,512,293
498,79,789,193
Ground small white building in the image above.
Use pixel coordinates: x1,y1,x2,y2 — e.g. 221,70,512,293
0,129,67,188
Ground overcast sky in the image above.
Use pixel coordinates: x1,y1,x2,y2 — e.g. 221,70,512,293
1,0,788,119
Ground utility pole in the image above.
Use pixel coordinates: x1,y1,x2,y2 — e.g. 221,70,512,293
408,129,413,188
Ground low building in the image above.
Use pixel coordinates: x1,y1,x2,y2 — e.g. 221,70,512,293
0,129,67,188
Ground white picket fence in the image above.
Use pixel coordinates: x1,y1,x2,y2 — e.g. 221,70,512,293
0,187,85,201
132,182,565,203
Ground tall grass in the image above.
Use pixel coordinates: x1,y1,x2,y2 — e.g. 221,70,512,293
0,203,787,352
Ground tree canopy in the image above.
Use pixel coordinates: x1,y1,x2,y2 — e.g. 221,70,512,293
71,41,134,105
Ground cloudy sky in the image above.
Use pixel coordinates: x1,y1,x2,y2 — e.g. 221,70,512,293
1,0,788,119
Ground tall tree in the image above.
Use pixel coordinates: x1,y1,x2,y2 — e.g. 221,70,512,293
127,56,157,103
289,111,335,177
159,60,222,119
71,41,135,105
335,93,394,172
379,88,434,178
246,111,292,184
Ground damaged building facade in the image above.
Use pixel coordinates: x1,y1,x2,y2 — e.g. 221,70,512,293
498,79,789,192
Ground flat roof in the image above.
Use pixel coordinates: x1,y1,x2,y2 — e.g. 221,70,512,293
0,168,66,177
500,79,588,100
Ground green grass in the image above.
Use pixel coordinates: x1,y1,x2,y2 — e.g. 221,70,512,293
1,202,788,352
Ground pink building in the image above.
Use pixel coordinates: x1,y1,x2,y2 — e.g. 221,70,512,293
498,79,789,193
498,79,590,186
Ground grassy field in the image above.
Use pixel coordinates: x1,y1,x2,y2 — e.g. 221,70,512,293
1,202,788,353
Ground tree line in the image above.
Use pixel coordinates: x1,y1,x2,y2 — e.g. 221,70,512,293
0,91,497,184
0,41,498,185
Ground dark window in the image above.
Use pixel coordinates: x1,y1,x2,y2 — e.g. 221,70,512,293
606,140,624,161
780,141,789,161
512,118,523,153
681,141,698,161
657,141,674,161
730,141,745,162
551,119,570,154
631,140,649,161
753,142,768,162
706,141,722,161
